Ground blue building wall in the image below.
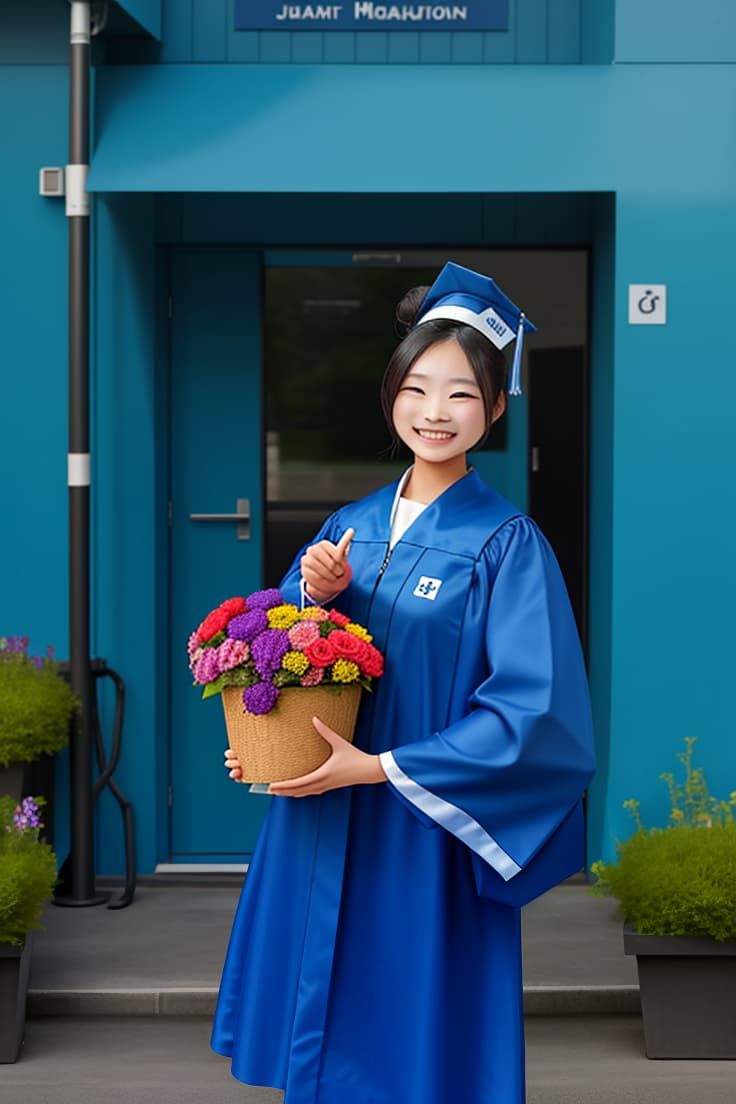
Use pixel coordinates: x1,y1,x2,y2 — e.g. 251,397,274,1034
2,1,736,873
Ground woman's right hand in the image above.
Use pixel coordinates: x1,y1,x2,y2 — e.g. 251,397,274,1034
224,747,244,783
300,527,355,604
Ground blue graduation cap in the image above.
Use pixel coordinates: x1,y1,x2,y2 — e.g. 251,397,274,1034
415,262,537,396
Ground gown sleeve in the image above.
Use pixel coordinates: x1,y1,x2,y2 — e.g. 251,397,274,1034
379,516,595,900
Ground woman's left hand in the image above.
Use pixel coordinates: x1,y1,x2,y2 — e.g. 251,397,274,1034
267,716,386,798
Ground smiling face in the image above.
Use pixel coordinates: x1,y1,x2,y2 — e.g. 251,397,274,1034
391,338,500,464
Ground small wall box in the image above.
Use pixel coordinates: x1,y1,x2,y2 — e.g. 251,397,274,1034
39,167,65,196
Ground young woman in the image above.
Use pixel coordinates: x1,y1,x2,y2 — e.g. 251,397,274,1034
212,263,595,1104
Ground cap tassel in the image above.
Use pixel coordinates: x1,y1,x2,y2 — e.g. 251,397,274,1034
508,314,525,397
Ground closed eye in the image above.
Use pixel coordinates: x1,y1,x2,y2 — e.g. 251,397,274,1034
450,391,481,400
399,385,425,394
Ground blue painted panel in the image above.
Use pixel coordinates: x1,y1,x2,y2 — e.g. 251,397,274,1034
259,29,293,60
169,247,267,857
193,0,227,60
0,64,71,864
161,0,193,60
483,28,515,62
597,192,736,862
388,31,420,62
581,0,613,63
547,0,580,62
355,31,388,61
515,0,548,62
92,194,165,874
115,0,162,38
291,31,326,63
89,64,736,195
227,28,261,60
419,32,453,63
451,31,484,63
616,0,736,63
323,31,357,61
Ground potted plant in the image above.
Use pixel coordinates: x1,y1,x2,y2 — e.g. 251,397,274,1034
0,637,78,841
189,589,384,782
590,738,736,1058
0,795,57,1062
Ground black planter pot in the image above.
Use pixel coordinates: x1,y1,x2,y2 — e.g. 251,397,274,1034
624,923,736,1058
0,935,32,1063
0,757,55,847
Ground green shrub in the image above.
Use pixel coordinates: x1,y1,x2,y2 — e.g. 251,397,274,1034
590,739,736,942
0,638,77,767
0,795,57,946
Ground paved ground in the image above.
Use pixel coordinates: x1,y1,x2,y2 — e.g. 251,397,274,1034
7,881,733,1102
3,1016,734,1103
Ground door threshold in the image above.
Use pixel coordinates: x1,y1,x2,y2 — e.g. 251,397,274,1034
155,863,249,874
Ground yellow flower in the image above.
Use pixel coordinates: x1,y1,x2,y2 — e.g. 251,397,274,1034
266,604,299,629
670,808,684,822
331,659,360,683
297,608,330,621
344,622,372,642
282,650,309,676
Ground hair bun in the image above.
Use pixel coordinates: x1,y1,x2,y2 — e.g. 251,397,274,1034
395,285,431,337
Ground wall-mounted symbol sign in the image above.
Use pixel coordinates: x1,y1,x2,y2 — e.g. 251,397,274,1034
629,284,667,325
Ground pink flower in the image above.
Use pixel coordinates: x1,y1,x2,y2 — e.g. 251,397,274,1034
217,638,249,671
193,648,221,685
288,621,321,649
188,646,204,673
187,632,201,660
300,667,324,686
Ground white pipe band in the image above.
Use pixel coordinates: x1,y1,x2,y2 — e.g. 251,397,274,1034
70,2,91,45
65,163,89,217
68,453,91,487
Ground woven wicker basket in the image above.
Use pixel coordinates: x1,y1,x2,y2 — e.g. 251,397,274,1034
222,683,362,783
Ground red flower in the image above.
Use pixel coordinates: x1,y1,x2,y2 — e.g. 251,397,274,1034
328,630,364,661
327,609,351,627
358,643,384,678
303,637,337,668
197,607,230,643
219,596,246,618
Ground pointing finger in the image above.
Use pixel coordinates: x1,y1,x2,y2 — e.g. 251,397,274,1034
334,528,355,561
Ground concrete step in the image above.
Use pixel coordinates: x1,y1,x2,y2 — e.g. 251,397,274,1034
5,1016,733,1104
26,983,641,1018
26,882,642,1017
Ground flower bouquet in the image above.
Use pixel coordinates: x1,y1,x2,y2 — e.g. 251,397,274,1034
188,589,384,782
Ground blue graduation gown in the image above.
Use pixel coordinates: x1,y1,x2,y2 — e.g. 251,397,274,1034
211,469,595,1104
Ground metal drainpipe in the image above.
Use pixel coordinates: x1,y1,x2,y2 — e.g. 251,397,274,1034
54,1,108,907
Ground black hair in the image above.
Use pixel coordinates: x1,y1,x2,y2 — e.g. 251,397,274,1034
381,286,508,448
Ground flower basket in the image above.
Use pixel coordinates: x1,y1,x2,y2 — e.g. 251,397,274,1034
189,588,383,783
222,683,362,783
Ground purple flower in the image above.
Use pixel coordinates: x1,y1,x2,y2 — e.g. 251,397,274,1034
193,648,222,685
243,681,280,715
227,609,268,643
250,628,290,678
13,797,42,831
187,632,200,661
245,588,283,611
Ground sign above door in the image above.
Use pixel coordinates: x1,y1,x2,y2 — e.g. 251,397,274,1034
234,0,509,32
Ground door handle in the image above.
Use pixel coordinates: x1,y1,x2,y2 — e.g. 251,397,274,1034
190,498,250,541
